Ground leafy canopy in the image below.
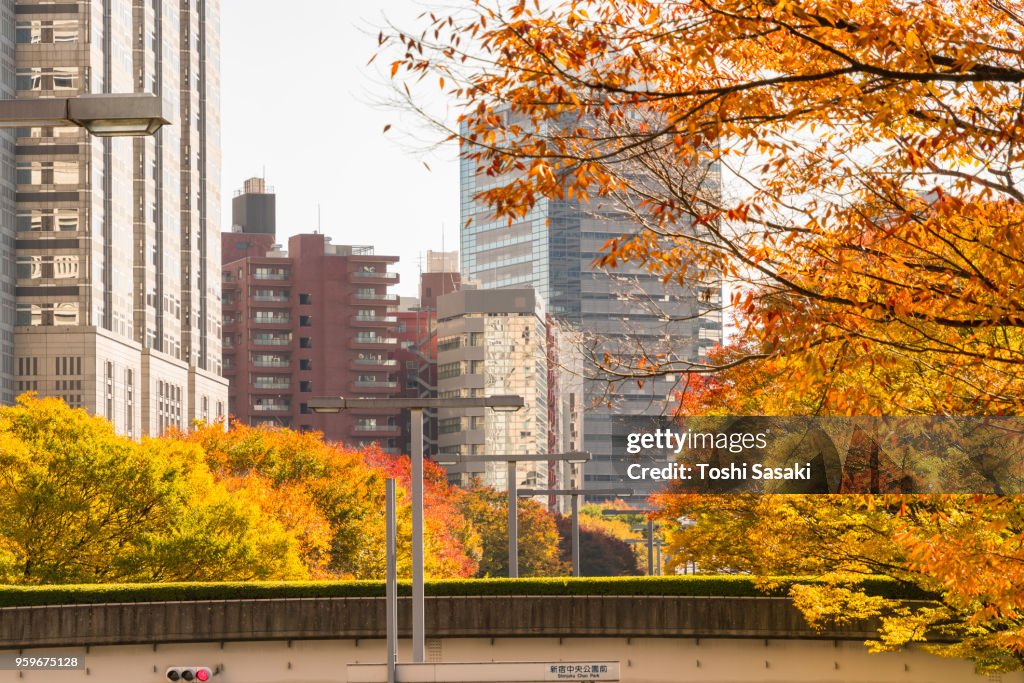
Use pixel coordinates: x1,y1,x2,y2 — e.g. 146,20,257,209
385,0,1024,414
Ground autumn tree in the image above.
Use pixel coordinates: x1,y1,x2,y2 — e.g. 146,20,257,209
655,492,1024,672
175,423,480,579
554,514,640,576
458,487,565,577
0,395,304,584
384,0,1024,415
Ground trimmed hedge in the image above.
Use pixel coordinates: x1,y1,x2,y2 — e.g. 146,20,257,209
0,576,935,607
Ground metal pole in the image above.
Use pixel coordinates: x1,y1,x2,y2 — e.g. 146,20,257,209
411,407,425,663
508,459,518,578
385,479,397,683
656,541,662,577
571,493,581,577
647,518,655,576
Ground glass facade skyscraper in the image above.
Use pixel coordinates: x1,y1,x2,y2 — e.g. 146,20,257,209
461,135,723,499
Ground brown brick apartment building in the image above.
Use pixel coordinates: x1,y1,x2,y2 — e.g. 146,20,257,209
221,225,402,448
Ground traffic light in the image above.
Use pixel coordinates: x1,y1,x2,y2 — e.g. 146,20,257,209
165,667,213,682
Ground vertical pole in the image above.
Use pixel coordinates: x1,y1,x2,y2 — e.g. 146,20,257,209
571,493,581,577
508,460,518,578
385,479,397,683
411,408,425,663
647,518,655,576
656,541,662,577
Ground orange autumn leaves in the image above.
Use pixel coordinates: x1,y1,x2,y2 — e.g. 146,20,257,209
654,493,1024,671
384,0,1024,415
0,395,563,584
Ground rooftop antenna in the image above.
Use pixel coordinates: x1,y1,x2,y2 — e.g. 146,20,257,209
317,203,321,234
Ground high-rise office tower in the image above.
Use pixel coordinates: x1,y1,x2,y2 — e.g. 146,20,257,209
460,141,723,500
10,0,227,435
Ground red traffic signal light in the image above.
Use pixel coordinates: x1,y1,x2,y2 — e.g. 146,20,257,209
166,667,212,682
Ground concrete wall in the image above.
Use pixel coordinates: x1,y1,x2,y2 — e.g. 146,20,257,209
0,633,1012,683
0,596,913,648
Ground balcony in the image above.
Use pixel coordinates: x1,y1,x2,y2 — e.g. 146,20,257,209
251,335,292,347
252,358,290,368
252,315,290,326
351,292,399,305
253,379,291,390
353,423,401,436
252,270,290,281
352,336,397,349
351,315,398,327
351,270,399,284
252,402,291,413
352,357,397,370
352,379,399,392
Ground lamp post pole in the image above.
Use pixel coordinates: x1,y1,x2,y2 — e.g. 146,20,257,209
410,407,425,662
647,517,655,577
434,452,591,579
571,493,581,577
385,479,397,683
507,460,518,578
518,487,634,576
307,396,525,664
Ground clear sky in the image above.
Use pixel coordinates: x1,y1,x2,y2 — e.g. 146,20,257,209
220,0,459,298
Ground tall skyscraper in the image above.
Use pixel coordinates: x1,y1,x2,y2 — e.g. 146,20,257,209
460,142,723,499
9,0,227,435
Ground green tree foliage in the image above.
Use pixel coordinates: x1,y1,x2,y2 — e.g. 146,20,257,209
554,516,640,577
0,395,303,584
457,487,565,577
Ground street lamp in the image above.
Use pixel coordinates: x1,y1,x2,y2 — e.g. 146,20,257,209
308,394,524,663
0,93,168,136
518,487,633,576
435,452,592,578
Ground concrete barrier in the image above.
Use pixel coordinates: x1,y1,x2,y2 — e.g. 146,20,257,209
0,595,892,648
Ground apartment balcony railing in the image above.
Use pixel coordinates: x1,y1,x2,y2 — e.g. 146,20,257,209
353,291,397,301
253,380,291,390
253,295,290,303
353,380,398,389
353,424,401,435
352,315,398,327
252,316,290,325
252,359,290,368
252,403,291,412
351,270,399,282
353,336,398,347
353,358,397,368
252,271,289,281
251,336,291,347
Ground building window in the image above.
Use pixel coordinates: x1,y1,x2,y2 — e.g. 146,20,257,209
17,302,79,326
17,208,79,232
16,20,79,44
299,293,311,305
299,337,312,348
439,418,462,434
299,359,312,371
300,403,311,414
300,381,312,393
105,361,113,421
438,362,462,379
299,315,312,327
16,160,79,185
16,66,79,92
